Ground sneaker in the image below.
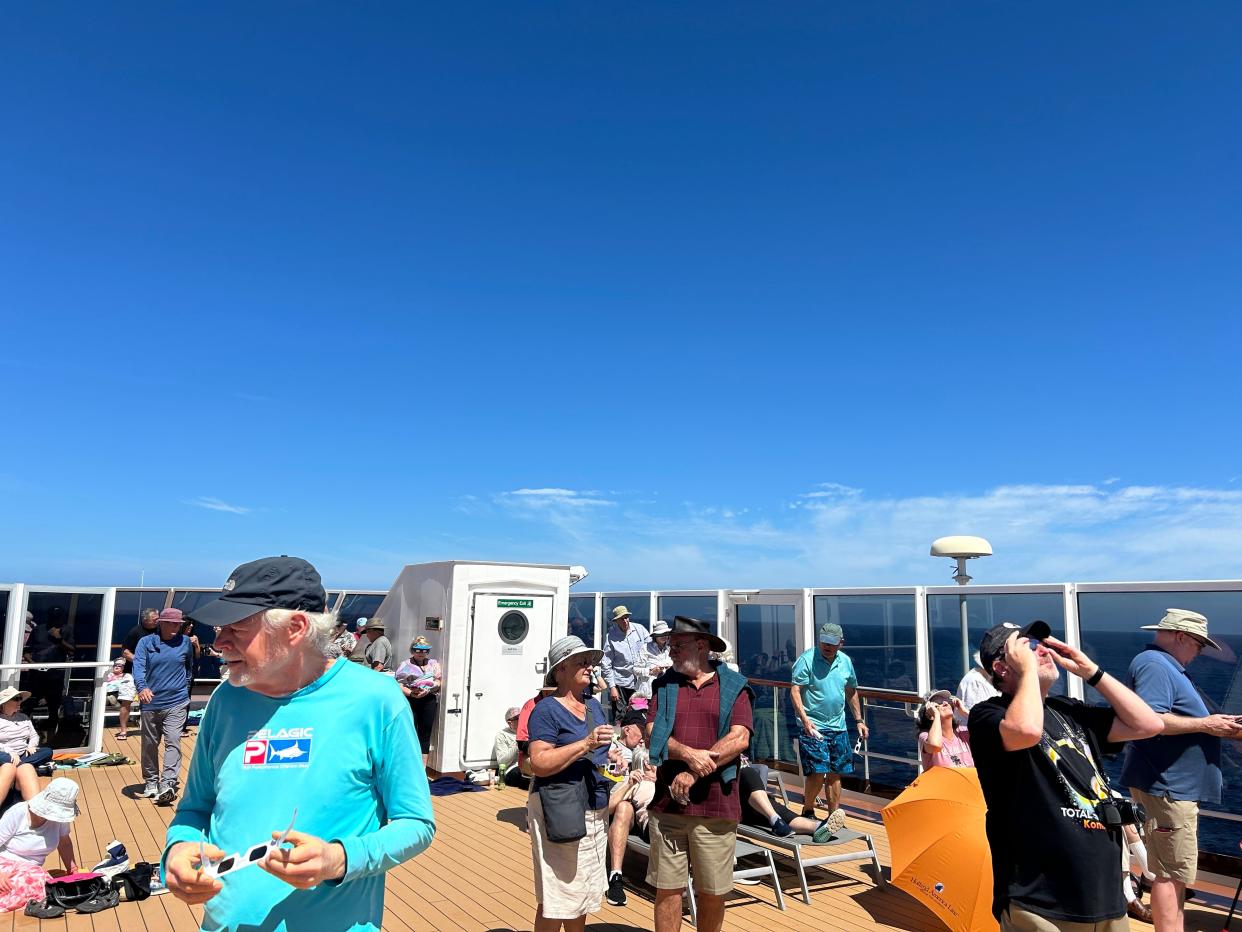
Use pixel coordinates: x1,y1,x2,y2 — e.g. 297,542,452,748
771,817,794,837
139,784,159,799
24,900,65,919
606,872,627,907
812,808,847,843
156,786,176,806
92,840,129,877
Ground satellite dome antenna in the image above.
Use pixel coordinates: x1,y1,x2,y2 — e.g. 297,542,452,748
930,536,993,682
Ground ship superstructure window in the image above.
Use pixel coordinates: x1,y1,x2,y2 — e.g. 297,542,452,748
927,591,1066,697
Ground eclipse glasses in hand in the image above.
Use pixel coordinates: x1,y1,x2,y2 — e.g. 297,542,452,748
199,809,297,879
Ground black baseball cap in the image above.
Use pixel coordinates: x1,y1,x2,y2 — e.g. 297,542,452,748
187,556,327,627
978,619,1052,672
620,709,648,728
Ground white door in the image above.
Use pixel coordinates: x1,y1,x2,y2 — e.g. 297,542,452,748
463,593,555,766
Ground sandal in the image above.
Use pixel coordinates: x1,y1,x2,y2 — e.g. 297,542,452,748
115,732,128,740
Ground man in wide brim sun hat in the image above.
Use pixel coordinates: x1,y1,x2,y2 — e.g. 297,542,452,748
544,636,604,687
1121,608,1241,931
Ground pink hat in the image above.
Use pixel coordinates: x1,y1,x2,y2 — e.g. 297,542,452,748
158,608,184,624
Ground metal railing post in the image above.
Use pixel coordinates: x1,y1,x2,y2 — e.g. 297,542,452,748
862,696,871,783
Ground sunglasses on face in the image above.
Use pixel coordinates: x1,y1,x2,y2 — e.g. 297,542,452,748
199,809,297,879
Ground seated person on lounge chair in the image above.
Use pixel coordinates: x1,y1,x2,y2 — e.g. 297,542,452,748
0,689,52,804
739,765,844,843
604,710,656,907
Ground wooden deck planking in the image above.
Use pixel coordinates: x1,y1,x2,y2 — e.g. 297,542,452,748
0,729,1229,931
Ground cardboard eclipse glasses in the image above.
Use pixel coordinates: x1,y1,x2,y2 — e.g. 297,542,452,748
199,809,297,879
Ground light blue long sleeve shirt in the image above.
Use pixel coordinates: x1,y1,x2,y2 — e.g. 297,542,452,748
600,622,652,688
164,659,435,931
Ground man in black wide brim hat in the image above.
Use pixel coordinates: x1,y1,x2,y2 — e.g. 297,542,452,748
642,617,753,932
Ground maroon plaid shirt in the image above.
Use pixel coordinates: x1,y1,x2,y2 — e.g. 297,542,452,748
646,670,754,820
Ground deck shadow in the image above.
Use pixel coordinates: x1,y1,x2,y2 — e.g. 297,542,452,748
496,806,529,833
850,881,946,931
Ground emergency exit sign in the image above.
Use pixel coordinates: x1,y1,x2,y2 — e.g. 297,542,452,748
498,598,534,608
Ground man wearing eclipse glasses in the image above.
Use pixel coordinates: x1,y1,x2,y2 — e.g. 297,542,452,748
968,620,1163,932
161,556,435,931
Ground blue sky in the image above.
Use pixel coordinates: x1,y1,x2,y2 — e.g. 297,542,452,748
2,4,1240,591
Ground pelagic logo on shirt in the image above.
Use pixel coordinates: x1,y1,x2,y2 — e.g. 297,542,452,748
243,726,314,768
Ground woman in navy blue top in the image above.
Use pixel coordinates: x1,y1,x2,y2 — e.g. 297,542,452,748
526,636,614,931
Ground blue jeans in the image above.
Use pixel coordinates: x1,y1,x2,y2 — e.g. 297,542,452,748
0,747,52,767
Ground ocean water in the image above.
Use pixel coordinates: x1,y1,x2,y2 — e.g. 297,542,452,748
749,623,1242,858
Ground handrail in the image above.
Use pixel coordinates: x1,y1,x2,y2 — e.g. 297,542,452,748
747,679,922,704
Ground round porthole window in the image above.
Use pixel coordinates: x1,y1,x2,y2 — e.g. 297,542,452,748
498,611,529,645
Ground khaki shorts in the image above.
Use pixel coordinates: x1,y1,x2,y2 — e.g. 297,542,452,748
647,813,737,896
1131,787,1199,884
1000,905,1127,932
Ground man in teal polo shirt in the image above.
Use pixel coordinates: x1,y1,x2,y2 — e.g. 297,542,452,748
790,623,868,836
162,556,435,932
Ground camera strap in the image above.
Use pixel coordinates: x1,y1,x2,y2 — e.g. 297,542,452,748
1040,707,1112,807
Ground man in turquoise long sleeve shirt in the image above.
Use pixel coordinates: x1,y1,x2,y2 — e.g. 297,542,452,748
163,556,435,932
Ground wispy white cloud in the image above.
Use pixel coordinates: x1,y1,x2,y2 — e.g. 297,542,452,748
499,488,615,508
185,496,251,515
482,481,1242,589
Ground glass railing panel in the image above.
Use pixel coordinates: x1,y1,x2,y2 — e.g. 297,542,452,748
737,604,797,681
1078,588,1242,858
657,595,718,635
746,679,800,768
927,591,1067,697
337,593,385,631
569,595,597,647
814,594,917,692
602,595,651,631
110,590,170,661
172,590,226,679
21,591,105,749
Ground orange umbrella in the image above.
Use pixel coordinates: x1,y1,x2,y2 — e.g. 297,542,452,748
880,766,998,932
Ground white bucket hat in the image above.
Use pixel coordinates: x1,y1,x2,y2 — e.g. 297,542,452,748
29,777,80,823
650,620,671,637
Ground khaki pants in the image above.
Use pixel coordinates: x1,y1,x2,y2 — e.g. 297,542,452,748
1130,787,1199,884
1000,905,1128,932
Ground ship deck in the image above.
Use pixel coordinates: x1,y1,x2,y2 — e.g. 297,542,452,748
5,730,1234,931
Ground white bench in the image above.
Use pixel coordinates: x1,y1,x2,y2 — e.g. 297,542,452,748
625,832,786,925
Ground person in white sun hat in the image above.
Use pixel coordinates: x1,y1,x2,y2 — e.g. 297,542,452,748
0,777,80,912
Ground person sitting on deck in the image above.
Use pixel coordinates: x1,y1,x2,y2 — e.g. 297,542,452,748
493,706,527,789
0,688,52,804
0,778,80,914
604,709,656,907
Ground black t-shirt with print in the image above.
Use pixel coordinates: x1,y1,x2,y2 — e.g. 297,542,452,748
968,694,1124,923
